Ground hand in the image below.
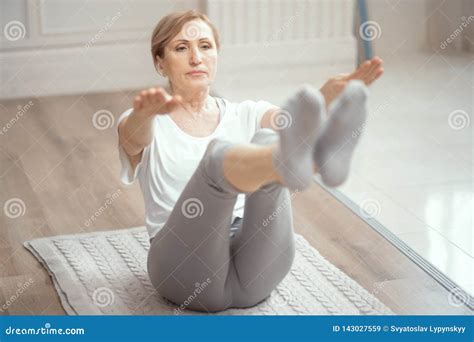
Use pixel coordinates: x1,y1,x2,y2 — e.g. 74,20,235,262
133,86,182,117
320,56,384,109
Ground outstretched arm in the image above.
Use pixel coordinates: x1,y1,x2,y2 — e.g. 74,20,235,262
319,56,384,110
118,87,182,169
261,56,384,129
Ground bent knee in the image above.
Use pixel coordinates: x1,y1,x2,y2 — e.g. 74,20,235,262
250,128,279,146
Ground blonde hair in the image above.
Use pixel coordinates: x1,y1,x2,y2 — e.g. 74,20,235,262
150,10,221,64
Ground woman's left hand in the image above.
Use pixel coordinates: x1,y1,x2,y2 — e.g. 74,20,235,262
320,56,384,109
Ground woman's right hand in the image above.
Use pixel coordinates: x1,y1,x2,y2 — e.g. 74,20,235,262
319,56,384,110
133,87,182,117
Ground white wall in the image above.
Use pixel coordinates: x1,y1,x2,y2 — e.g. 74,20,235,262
0,0,202,99
364,0,473,58
5,0,456,101
365,0,430,56
426,0,474,52
0,0,357,100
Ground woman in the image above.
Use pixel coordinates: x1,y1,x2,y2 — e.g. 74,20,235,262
117,10,383,312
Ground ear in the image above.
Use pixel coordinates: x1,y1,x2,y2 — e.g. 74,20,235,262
154,56,166,77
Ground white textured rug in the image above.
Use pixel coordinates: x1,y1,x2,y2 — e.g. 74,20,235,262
24,226,394,315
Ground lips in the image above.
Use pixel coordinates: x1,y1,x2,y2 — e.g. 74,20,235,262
187,71,206,75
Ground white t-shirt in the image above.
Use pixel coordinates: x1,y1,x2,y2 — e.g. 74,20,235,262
117,97,277,239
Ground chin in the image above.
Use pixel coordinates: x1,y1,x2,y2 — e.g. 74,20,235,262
187,80,212,89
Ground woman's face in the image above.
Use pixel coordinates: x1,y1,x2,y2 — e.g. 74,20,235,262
159,19,218,94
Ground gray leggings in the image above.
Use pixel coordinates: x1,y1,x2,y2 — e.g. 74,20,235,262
147,129,295,312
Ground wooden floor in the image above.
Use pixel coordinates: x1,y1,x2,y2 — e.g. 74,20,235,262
0,90,471,315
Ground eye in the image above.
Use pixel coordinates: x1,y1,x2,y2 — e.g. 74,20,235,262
201,44,211,49
176,46,186,52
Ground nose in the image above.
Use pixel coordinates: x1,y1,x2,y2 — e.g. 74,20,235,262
189,46,202,66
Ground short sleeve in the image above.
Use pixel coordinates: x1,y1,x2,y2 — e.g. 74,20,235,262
237,100,278,131
117,108,149,185
254,100,279,129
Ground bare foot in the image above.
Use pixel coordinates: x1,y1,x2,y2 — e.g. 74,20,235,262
319,56,384,110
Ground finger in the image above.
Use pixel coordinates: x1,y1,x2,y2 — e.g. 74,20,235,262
157,87,171,102
145,87,156,104
133,96,143,111
170,95,183,109
173,94,183,104
358,59,372,70
163,90,173,103
371,56,383,64
335,73,349,80
369,68,384,85
374,67,384,79
366,62,383,82
155,86,169,99
366,57,382,76
166,94,181,105
154,88,168,110
350,60,371,80
151,88,164,108
164,95,182,112
365,67,384,85
148,88,157,104
140,90,149,107
357,57,382,83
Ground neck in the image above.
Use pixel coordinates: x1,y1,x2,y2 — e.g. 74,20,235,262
173,86,211,114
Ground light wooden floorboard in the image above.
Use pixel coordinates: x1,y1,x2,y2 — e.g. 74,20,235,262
0,90,471,315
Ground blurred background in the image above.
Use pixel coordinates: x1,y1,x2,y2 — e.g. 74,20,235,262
0,0,472,313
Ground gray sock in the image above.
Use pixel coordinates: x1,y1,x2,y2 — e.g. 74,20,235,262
313,80,368,187
273,85,326,191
